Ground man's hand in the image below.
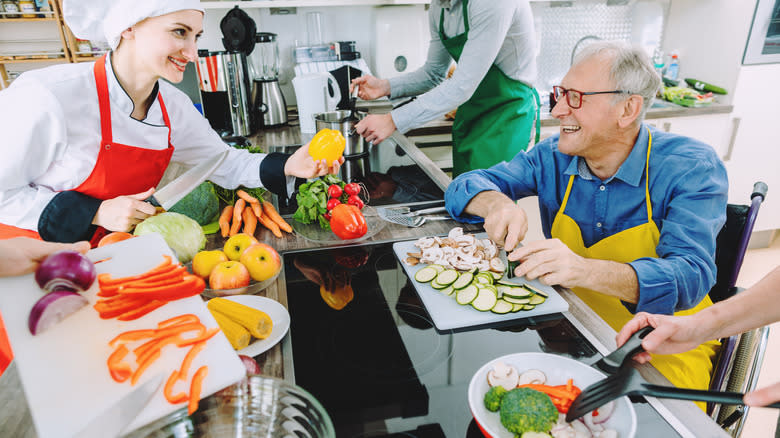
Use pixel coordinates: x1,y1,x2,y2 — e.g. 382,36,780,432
482,201,528,251
615,311,712,363
285,142,344,179
93,188,158,232
0,238,90,277
355,113,396,145
350,75,390,101
509,238,589,288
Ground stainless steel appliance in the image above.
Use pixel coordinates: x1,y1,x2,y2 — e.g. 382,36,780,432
218,7,257,137
250,32,288,127
314,110,370,182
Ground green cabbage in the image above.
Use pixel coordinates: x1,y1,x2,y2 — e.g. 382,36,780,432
134,212,206,263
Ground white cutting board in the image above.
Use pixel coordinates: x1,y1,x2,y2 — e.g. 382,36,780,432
0,233,245,438
392,234,569,331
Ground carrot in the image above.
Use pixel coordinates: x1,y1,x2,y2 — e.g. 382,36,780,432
188,366,209,415
242,206,257,236
249,201,263,220
236,189,260,205
257,211,283,238
261,201,292,233
229,199,245,236
219,205,233,238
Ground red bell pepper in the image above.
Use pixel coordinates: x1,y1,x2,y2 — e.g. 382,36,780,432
329,203,368,240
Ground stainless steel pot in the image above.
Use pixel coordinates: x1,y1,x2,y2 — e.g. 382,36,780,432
313,110,367,156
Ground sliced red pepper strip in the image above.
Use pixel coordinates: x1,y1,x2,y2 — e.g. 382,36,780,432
108,329,157,348
98,256,175,286
98,266,187,296
188,366,209,415
95,297,150,320
135,334,182,365
153,322,205,340
107,344,132,383
119,276,205,301
117,299,167,321
164,370,189,404
177,327,219,348
158,314,199,329
131,349,160,386
178,341,207,380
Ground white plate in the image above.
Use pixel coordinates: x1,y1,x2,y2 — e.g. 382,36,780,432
215,296,291,357
468,352,637,438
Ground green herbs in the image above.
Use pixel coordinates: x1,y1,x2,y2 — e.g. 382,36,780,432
292,174,345,229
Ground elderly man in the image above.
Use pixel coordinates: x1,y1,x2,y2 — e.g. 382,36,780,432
445,40,728,400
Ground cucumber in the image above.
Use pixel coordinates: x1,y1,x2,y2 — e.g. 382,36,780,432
455,285,479,305
528,295,546,305
684,78,727,95
503,296,531,305
501,287,532,299
452,272,473,289
435,269,459,286
414,267,438,283
490,299,514,314
523,284,548,298
471,288,498,311
441,285,455,296
429,264,446,273
506,259,520,278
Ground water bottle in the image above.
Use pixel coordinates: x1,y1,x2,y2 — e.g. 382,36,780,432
665,53,680,81
652,48,665,79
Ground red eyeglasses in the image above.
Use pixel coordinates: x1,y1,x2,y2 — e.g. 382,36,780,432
552,86,632,109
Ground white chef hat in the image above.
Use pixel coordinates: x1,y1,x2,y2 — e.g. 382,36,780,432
63,0,204,50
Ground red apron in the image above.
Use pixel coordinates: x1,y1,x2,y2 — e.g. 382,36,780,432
0,54,175,375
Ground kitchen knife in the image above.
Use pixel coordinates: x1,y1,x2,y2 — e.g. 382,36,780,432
146,150,229,210
76,373,165,438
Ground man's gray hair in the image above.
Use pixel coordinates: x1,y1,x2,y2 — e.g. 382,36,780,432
572,40,661,123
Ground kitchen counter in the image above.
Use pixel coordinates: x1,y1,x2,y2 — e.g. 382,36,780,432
0,106,732,438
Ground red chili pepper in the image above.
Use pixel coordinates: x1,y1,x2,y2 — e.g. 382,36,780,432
327,184,343,198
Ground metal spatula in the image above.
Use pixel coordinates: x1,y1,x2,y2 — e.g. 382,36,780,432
377,208,450,227
566,367,780,422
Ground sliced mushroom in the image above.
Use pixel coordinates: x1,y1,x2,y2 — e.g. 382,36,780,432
448,227,464,239
407,251,422,258
486,361,519,391
489,257,506,273
415,237,435,249
517,369,547,385
404,257,420,266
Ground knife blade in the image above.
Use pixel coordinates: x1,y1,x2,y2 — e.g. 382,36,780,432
76,373,164,438
147,150,229,210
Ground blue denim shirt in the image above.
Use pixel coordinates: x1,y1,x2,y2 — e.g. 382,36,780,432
445,124,728,315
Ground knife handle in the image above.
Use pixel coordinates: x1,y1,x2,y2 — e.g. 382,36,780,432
601,326,654,371
144,196,161,208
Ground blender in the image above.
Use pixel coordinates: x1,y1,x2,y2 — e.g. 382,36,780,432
250,32,288,127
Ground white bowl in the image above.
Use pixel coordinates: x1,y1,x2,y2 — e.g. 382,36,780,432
468,352,637,438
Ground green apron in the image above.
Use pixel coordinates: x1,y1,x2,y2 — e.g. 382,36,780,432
440,0,540,176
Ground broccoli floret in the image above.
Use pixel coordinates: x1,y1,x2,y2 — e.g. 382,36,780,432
499,388,558,435
484,385,508,412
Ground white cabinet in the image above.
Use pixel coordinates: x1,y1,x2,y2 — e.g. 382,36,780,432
645,114,733,160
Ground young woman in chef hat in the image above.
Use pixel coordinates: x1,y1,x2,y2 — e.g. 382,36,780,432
0,0,341,376
0,0,340,244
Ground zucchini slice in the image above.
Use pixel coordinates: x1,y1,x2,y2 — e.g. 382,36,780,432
430,280,449,290
435,269,459,286
527,295,546,305
522,304,536,311
452,272,473,289
440,285,455,296
475,274,493,285
523,283,548,298
429,264,446,273
490,299,514,314
501,287,532,299
502,296,531,305
471,288,498,311
455,285,479,305
490,271,504,281
414,267,438,283
510,303,525,312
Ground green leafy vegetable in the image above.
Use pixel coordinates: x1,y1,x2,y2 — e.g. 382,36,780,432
292,175,350,229
168,181,219,225
133,212,206,264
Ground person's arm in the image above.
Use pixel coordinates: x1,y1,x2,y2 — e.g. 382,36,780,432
390,0,516,134
626,154,728,314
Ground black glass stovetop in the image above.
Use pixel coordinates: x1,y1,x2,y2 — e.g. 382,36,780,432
282,242,682,438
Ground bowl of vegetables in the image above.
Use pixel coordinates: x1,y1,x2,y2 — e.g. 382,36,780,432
468,352,636,438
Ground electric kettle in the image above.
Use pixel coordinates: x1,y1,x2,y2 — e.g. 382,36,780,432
292,73,341,134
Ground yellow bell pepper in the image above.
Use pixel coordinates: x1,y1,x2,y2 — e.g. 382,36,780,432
308,129,346,166
319,284,354,310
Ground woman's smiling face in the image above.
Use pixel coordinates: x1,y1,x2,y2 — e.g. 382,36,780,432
122,10,203,84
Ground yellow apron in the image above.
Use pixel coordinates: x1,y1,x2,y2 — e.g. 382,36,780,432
550,132,718,410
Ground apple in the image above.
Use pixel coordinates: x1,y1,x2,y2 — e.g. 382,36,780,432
209,261,251,290
240,243,282,282
192,250,229,279
223,233,258,261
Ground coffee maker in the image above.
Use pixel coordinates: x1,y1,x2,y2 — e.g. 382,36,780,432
250,33,288,127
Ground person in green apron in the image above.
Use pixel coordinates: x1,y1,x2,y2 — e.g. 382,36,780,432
351,0,540,176
444,40,728,410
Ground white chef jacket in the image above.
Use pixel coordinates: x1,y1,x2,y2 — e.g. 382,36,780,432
0,55,277,232
388,0,537,134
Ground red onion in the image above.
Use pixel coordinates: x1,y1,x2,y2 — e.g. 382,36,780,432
28,290,88,335
239,354,262,375
35,250,96,293
591,400,615,424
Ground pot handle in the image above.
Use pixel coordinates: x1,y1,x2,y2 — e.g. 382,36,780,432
325,73,342,111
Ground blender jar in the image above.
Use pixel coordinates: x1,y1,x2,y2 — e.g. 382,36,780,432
251,32,280,80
